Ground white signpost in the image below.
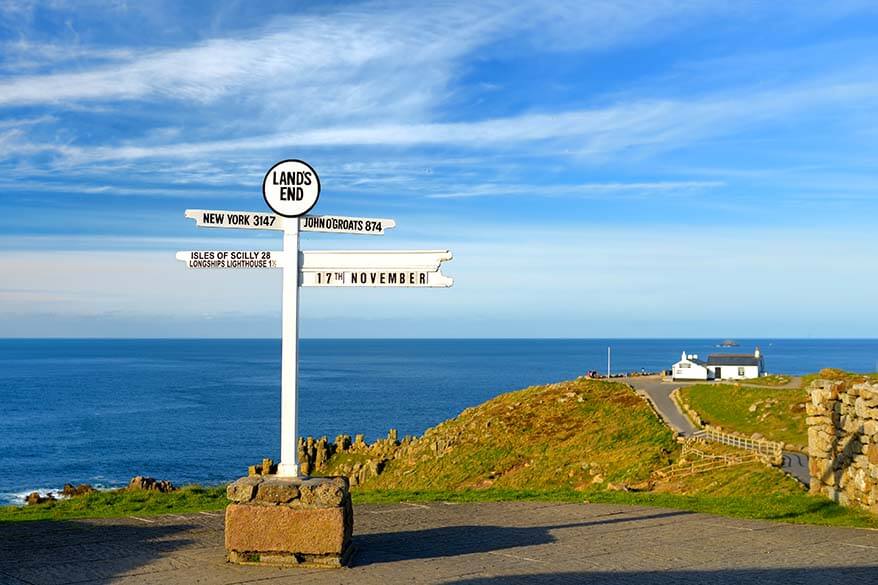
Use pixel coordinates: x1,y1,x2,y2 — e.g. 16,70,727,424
178,161,453,478
262,159,321,218
299,214,396,235
300,250,454,287
185,209,396,235
176,250,285,269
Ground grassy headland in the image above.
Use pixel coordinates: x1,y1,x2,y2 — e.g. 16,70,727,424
678,369,878,450
328,379,677,492
324,377,875,528
678,383,808,448
4,376,877,528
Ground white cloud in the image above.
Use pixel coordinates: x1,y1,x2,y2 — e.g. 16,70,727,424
0,2,522,122
426,181,725,199
3,1,878,337
0,0,875,185
14,75,867,167
0,1,831,118
0,40,134,71
0,114,55,129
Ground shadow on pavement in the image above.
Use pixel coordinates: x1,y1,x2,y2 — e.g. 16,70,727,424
354,509,691,566
0,519,197,584
440,567,878,584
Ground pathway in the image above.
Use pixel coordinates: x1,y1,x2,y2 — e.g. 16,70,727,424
2,502,877,584
624,376,698,435
623,376,811,486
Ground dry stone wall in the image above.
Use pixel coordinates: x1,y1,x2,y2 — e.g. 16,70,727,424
807,379,878,513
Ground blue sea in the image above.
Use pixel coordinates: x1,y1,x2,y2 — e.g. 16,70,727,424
2,338,878,505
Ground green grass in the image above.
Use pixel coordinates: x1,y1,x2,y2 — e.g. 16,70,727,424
326,379,678,492
5,483,876,530
6,375,878,530
0,486,227,523
655,447,806,496
741,375,795,387
678,369,878,448
352,487,583,504
679,383,808,448
350,487,878,529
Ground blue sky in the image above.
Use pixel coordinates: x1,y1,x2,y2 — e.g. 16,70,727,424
1,1,877,338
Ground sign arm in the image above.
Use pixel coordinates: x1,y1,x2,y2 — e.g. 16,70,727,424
178,160,452,481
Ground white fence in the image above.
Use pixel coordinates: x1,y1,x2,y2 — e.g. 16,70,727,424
692,426,783,463
653,439,760,480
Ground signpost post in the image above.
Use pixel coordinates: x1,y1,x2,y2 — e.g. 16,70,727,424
178,159,453,479
178,159,453,567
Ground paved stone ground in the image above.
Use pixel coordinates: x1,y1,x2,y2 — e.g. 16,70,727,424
2,502,878,584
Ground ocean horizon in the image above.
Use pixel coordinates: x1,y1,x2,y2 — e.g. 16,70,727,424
5,337,878,340
2,337,877,505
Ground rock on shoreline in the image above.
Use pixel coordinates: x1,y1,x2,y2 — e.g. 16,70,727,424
24,491,56,506
20,476,177,506
127,476,176,493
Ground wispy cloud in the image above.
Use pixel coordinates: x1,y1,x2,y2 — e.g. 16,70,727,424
3,1,878,337
10,75,868,166
0,2,522,120
3,1,858,123
1,1,876,186
426,181,725,199
0,40,134,71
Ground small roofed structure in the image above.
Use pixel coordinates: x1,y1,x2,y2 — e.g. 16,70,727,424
707,347,764,380
672,347,765,381
672,352,710,381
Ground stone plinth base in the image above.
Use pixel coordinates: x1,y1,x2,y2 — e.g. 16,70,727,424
225,475,353,568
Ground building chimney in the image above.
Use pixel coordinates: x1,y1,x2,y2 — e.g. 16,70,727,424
754,346,761,359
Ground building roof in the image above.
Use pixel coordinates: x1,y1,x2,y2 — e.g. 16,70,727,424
707,354,761,366
675,357,707,367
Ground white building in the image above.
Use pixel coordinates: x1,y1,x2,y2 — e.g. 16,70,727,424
672,353,710,381
672,348,765,381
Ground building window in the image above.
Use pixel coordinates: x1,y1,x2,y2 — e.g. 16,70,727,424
738,367,745,376
679,363,690,369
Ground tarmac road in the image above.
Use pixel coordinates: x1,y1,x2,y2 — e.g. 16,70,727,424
623,377,698,435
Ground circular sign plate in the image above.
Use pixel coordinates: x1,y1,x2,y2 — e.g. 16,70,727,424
262,159,321,217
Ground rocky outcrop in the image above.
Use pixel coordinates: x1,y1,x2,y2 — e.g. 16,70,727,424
25,492,56,506
807,378,878,513
297,429,405,485
62,483,95,497
127,476,176,493
248,458,278,477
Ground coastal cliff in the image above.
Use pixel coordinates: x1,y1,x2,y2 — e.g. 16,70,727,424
298,378,800,498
